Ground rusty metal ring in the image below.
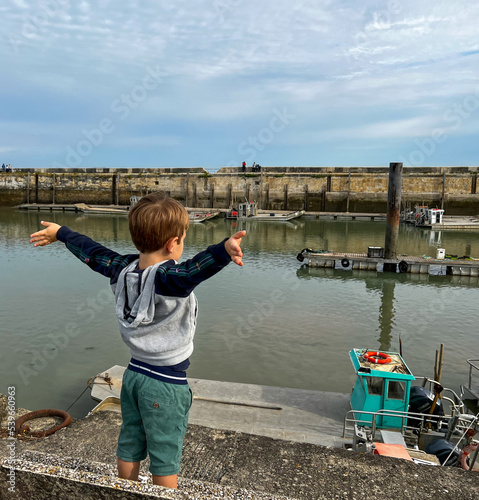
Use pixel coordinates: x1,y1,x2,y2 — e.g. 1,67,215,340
15,409,72,438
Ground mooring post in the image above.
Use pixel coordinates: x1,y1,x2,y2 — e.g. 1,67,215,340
441,170,446,210
210,182,214,208
111,173,116,205
192,182,197,207
35,173,39,204
226,183,232,208
26,172,30,204
346,169,351,213
116,172,120,206
384,162,403,260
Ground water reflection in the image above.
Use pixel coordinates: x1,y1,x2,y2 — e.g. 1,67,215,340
296,265,479,354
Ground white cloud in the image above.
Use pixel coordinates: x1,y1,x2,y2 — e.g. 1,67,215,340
0,0,478,167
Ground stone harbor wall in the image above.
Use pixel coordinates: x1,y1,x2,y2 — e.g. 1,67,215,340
1,166,479,215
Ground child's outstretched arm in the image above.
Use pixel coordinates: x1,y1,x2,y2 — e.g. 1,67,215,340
224,230,246,266
30,221,137,281
30,221,61,247
155,230,247,297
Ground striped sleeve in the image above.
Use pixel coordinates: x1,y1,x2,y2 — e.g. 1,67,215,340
155,239,231,297
56,226,137,283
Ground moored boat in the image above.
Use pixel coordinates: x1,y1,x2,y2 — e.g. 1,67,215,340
88,350,479,469
226,201,304,221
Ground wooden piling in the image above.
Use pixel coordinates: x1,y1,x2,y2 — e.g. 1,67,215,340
115,172,120,206
35,173,39,204
384,163,403,260
346,169,351,212
283,184,288,211
192,182,197,207
111,173,116,205
210,183,215,208
226,183,232,208
263,183,269,210
26,173,30,204
441,171,446,210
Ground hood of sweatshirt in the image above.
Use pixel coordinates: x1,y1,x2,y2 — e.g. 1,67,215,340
115,259,167,329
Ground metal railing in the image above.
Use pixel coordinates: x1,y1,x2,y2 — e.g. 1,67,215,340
466,358,479,392
343,408,448,442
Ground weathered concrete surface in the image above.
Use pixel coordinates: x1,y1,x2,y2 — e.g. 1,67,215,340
1,401,478,500
0,451,292,500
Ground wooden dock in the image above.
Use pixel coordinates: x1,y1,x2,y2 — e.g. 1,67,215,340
17,203,130,212
17,203,221,222
304,251,479,276
304,211,386,221
428,217,479,231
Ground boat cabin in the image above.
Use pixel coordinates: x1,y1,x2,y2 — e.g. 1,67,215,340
237,202,257,217
413,205,444,226
427,208,444,225
349,349,415,429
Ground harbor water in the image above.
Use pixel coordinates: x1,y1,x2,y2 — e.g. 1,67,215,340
1,207,479,418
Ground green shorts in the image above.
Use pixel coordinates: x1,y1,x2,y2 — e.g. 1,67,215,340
116,369,192,476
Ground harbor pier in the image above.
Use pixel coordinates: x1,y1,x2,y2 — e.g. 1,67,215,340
303,251,479,276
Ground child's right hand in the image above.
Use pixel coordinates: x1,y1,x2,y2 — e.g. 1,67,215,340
30,221,62,247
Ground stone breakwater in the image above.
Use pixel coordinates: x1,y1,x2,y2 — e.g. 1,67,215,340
1,166,479,214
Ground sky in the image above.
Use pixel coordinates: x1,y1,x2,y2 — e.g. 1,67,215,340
1,0,479,170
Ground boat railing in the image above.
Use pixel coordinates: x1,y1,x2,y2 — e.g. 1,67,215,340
414,377,465,415
343,408,449,444
466,359,479,392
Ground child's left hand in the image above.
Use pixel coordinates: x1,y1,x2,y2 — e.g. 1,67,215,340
225,230,246,266
30,221,62,247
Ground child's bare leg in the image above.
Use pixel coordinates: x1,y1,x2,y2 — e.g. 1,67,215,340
117,458,140,481
152,474,177,489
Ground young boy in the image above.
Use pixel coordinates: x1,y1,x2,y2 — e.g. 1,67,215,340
30,193,246,489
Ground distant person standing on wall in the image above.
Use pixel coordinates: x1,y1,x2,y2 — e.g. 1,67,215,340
242,161,246,173
1,163,5,172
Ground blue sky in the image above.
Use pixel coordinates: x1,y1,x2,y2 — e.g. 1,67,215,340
1,0,479,169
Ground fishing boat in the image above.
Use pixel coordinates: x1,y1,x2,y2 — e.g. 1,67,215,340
345,349,479,468
88,351,479,470
226,201,304,221
405,204,479,230
187,210,221,223
75,203,129,215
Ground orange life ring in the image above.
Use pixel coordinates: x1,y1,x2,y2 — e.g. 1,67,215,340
364,351,391,364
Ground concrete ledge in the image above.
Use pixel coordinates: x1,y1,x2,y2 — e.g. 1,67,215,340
0,451,292,500
2,396,479,499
